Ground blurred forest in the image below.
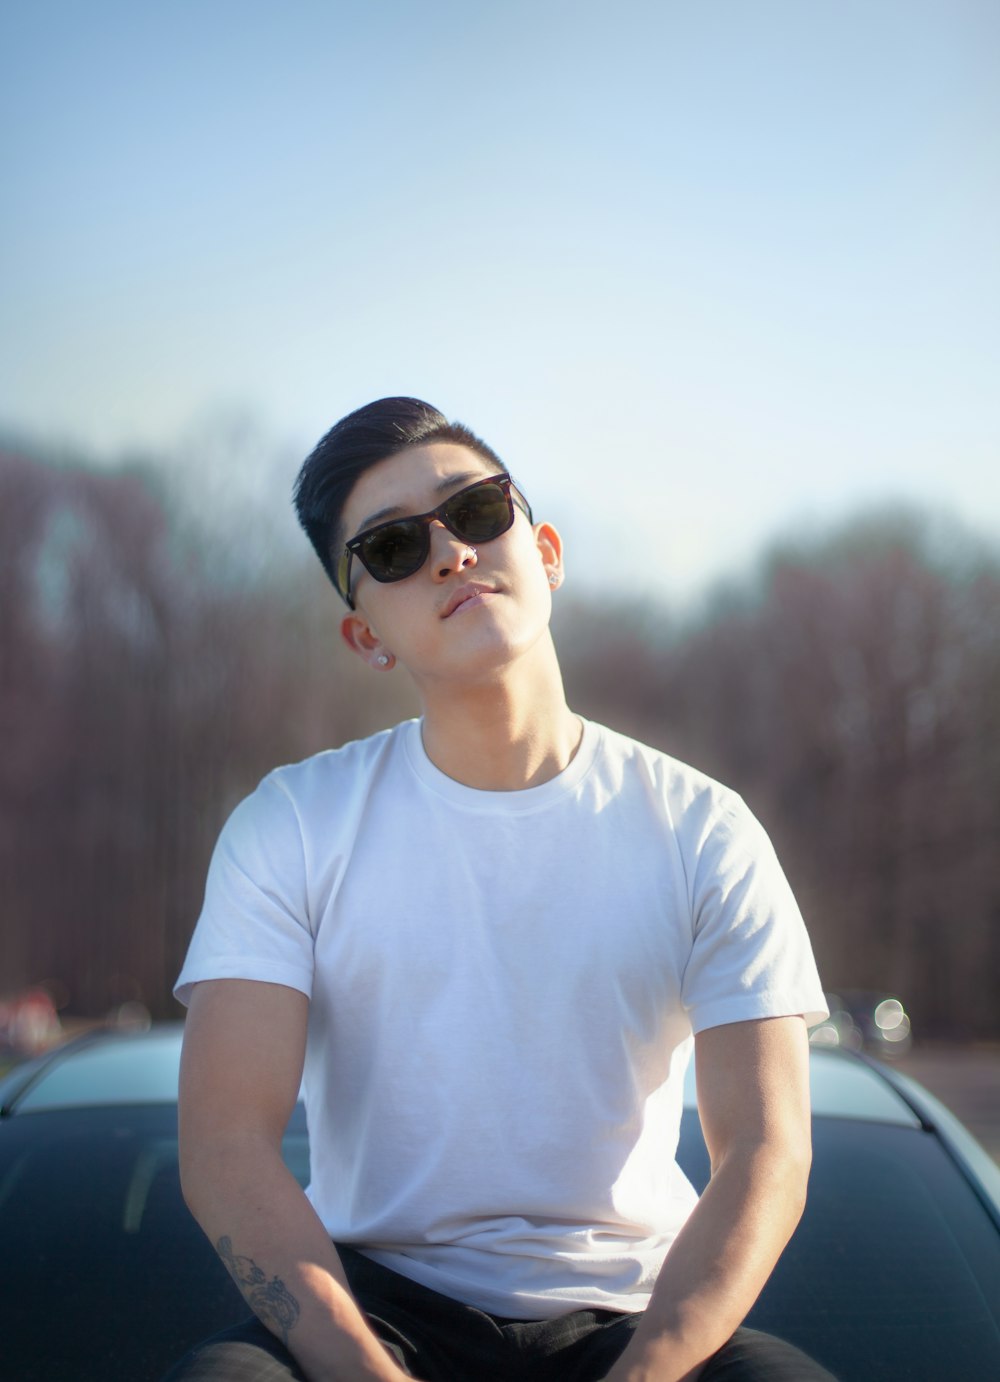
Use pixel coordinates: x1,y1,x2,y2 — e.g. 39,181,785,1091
2,441,998,1039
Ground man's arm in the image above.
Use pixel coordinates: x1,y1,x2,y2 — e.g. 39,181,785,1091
179,979,413,1382
604,1015,813,1382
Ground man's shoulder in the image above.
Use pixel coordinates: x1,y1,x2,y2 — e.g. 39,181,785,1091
590,719,741,811
266,720,412,788
230,720,417,833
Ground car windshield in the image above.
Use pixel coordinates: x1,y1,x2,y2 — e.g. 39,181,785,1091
683,1049,919,1126
10,1031,920,1126
13,1031,185,1111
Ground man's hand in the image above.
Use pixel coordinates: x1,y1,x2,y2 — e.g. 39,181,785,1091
180,979,417,1381
603,1015,812,1382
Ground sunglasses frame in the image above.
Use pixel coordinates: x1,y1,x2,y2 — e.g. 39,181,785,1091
336,471,533,608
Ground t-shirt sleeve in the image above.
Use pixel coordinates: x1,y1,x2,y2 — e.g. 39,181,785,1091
680,795,828,1033
174,775,315,1006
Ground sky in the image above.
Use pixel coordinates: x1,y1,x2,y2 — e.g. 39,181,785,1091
3,0,998,606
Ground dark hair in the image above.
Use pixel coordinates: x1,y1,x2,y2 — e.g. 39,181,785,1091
293,396,505,596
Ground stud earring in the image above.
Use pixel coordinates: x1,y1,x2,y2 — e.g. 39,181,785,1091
548,571,560,587
376,654,390,667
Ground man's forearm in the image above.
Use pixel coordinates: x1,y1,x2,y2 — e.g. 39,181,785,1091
605,1140,810,1382
181,1133,409,1382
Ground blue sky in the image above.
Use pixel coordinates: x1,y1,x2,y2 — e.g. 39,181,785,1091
3,0,998,604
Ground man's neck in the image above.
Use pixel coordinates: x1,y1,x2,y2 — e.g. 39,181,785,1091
418,639,582,791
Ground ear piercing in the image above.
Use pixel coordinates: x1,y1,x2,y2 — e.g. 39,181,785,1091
548,571,560,587
376,654,390,667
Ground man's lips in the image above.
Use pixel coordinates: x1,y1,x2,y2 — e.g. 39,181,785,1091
440,583,498,618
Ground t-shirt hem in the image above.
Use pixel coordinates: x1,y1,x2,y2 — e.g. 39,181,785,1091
353,1246,651,1320
173,960,313,1008
688,991,829,1035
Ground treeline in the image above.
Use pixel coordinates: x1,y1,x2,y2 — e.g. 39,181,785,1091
555,515,1000,1040
0,443,416,1023
2,443,998,1037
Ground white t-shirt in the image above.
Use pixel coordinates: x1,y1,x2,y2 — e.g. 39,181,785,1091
176,717,827,1319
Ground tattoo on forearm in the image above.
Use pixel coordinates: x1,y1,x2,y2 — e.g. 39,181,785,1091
216,1235,301,1346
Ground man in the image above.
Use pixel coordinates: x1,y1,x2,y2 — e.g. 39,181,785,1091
167,397,834,1381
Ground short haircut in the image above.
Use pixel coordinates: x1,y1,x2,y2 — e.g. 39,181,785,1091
293,396,505,598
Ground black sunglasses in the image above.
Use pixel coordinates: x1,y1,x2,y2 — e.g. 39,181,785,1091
337,472,533,608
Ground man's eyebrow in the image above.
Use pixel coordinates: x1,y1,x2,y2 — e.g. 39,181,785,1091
350,470,488,538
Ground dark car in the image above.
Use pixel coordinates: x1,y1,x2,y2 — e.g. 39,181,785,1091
1,1026,998,1381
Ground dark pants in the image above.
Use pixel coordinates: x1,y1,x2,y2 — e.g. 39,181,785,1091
164,1245,837,1381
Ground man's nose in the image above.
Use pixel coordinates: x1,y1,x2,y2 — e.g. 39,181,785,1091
428,521,478,581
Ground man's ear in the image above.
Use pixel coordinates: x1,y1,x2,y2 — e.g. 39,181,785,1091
533,521,564,586
340,613,393,669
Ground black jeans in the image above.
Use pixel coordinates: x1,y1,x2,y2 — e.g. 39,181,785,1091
163,1245,837,1381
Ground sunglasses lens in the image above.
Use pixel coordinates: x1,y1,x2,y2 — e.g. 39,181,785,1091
444,482,512,540
361,522,428,581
